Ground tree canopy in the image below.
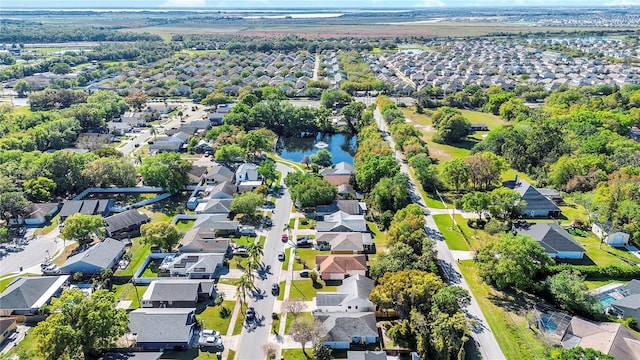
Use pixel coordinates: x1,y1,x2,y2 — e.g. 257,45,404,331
140,221,180,252
60,213,105,247
139,152,191,193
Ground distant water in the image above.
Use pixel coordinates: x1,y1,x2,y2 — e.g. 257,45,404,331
277,133,356,165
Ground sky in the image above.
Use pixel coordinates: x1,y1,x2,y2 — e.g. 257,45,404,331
2,0,638,8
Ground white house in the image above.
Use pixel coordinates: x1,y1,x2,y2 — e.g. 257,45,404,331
235,163,262,192
313,275,374,314
592,222,630,247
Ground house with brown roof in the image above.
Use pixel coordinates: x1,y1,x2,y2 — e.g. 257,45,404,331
178,227,231,254
316,254,367,281
561,316,640,360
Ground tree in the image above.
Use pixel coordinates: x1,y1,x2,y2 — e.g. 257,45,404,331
258,160,278,187
340,101,366,132
310,149,333,168
370,269,445,317
549,346,615,360
461,192,491,220
283,298,306,319
13,79,30,97
23,176,56,202
488,187,526,221
50,62,72,75
547,270,598,315
441,158,470,192
32,288,128,359
241,130,270,159
139,153,191,193
287,173,337,208
432,286,471,315
263,343,278,359
124,91,148,111
369,241,436,280
475,233,553,291
231,192,264,217
140,221,180,252
434,114,471,144
202,91,230,109
465,152,507,191
83,157,137,188
214,144,247,162
87,90,128,121
290,316,322,359
320,89,352,108
60,214,105,247
64,103,106,130
355,154,399,193
409,153,440,192
429,311,470,360
313,341,332,360
0,191,30,223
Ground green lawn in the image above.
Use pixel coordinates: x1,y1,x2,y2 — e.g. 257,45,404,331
292,248,319,271
112,283,148,309
575,233,640,267
457,260,548,360
232,236,256,248
115,237,150,276
432,215,470,251
279,279,337,301
232,306,247,335
6,327,39,359
198,300,236,334
288,218,297,230
282,349,307,360
229,256,249,270
584,279,626,290
258,235,266,247
175,219,195,232
406,167,446,209
282,248,291,271
34,215,60,235
227,350,236,360
141,258,163,277
367,222,389,250
285,312,314,334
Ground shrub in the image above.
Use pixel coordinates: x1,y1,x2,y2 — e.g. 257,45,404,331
485,219,509,234
219,306,231,318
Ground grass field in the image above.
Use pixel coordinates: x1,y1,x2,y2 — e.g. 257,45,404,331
278,279,337,301
282,349,307,360
115,237,150,276
457,260,549,360
175,219,195,232
34,215,59,235
113,283,148,309
284,312,314,334
367,222,388,250
292,248,319,271
575,233,640,267
432,215,470,251
198,300,236,334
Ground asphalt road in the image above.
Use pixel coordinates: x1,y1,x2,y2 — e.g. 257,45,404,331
235,163,294,360
0,228,63,277
374,108,506,360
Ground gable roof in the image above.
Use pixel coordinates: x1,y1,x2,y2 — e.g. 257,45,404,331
505,179,561,214
316,211,367,232
322,174,352,186
316,274,374,307
205,164,234,182
316,255,367,274
195,199,233,214
315,232,372,252
320,162,355,176
207,181,236,197
61,238,125,272
128,308,195,344
21,202,59,220
626,279,640,295
612,294,640,311
189,166,208,179
192,214,231,228
105,210,150,234
179,227,230,253
562,316,640,360
347,351,387,360
142,280,204,302
316,312,378,342
317,200,362,215
0,275,70,312
515,222,585,255
59,200,111,219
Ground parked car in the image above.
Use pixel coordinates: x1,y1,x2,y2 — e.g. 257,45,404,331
281,233,288,242
271,283,280,295
246,307,256,322
263,217,272,227
299,270,310,278
263,201,275,209
278,251,285,262
296,236,313,248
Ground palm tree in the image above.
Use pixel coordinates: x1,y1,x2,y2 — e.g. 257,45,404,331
235,273,253,310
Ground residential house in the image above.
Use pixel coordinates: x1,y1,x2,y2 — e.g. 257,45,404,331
149,141,182,153
504,177,562,218
128,308,197,350
204,164,234,185
0,275,70,316
158,253,225,279
10,202,59,226
315,232,374,254
320,163,354,187
120,112,146,127
592,222,630,247
60,238,125,275
178,227,231,254
347,351,387,360
235,163,262,192
316,211,367,233
610,279,640,325
313,275,374,313
316,200,366,219
205,181,236,200
514,222,585,259
141,280,215,308
193,140,213,154
561,316,640,360
337,184,363,200
195,199,233,215
59,199,113,222
0,318,17,344
187,166,208,185
316,254,367,280
75,133,114,151
316,312,378,349
104,209,150,239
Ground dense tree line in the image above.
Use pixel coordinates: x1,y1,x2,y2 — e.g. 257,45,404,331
0,23,161,43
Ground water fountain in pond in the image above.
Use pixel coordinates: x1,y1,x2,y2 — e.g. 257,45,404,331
314,141,329,149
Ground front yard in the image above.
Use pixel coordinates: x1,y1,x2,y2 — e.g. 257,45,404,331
278,279,338,301
198,300,236,334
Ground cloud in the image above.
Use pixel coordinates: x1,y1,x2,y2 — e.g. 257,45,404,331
160,0,207,7
604,0,640,4
414,0,445,7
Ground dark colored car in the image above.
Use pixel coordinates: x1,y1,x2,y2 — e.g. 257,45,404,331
296,236,313,248
271,283,280,295
246,307,256,322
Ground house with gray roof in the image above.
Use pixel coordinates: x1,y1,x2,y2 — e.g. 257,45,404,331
316,211,367,233
100,352,162,360
205,181,236,200
610,279,640,325
347,351,387,360
60,238,125,275
315,232,374,254
104,209,150,239
313,275,374,314
504,177,562,218
149,141,182,153
10,202,59,226
128,308,197,350
316,200,366,219
235,163,262,192
158,253,225,279
195,199,233,215
0,275,70,316
315,312,378,349
204,164,235,185
178,227,231,254
141,280,215,308
514,222,585,259
59,199,113,221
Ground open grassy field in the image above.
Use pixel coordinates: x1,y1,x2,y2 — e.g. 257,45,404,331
198,300,236,334
278,279,337,301
458,260,549,360
433,214,470,251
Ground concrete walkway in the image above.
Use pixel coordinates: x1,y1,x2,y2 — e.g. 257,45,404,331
221,299,242,359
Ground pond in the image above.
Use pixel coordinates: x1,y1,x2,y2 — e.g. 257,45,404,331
277,133,356,164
